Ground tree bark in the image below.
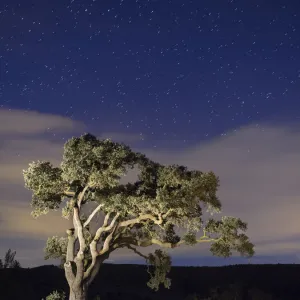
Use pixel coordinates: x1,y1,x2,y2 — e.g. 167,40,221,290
66,199,112,299
69,284,87,300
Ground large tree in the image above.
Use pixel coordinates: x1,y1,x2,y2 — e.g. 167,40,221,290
23,133,254,300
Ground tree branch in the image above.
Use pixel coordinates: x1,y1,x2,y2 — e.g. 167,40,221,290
73,207,86,259
70,185,90,256
66,228,76,262
99,221,119,255
85,252,110,286
115,235,221,249
143,236,221,248
118,213,163,228
77,185,90,208
94,212,120,242
126,245,149,260
162,208,175,219
83,204,104,228
83,212,120,282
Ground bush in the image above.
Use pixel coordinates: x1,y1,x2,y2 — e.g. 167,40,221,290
42,290,66,300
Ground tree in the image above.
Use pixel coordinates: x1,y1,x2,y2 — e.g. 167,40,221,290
23,133,254,300
0,249,21,269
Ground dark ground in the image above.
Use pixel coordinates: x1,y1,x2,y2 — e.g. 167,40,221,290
1,263,300,299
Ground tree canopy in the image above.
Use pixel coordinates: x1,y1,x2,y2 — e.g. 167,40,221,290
23,133,254,295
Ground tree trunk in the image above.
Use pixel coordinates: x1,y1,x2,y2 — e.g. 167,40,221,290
69,284,88,300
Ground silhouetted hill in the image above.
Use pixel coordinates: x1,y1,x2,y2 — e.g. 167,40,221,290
1,264,300,299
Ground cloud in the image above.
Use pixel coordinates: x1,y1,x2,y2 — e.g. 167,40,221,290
0,109,147,267
1,111,300,267
141,124,300,256
0,139,65,184
0,109,81,265
0,108,85,135
0,200,70,239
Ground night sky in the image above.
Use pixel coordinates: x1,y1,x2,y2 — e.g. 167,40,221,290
1,0,300,268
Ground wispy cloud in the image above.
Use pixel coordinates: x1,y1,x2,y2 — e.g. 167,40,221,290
0,108,85,135
141,124,300,256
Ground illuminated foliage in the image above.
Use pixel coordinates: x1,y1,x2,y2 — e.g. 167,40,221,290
23,133,254,298
146,249,172,291
44,236,68,260
43,290,66,300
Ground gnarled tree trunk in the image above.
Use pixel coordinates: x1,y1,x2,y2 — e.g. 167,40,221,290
64,258,90,300
64,250,108,300
69,284,88,300
64,203,114,300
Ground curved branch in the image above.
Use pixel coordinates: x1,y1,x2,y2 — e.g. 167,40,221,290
118,213,163,228
162,208,175,219
73,207,86,258
99,222,119,255
66,228,76,262
115,235,221,249
84,204,104,228
78,185,90,207
94,212,119,242
83,212,120,281
144,236,221,248
85,252,110,286
126,245,149,260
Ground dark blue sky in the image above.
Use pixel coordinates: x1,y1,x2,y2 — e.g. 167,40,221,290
1,0,299,148
1,0,300,268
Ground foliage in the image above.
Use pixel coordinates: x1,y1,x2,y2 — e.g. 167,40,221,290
24,161,65,218
23,133,254,293
0,249,21,269
42,290,66,300
44,236,68,260
206,217,255,257
146,249,172,290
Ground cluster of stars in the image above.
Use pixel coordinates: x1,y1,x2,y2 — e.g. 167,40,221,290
0,0,299,147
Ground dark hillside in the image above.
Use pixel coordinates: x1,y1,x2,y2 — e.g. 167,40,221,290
1,264,300,299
